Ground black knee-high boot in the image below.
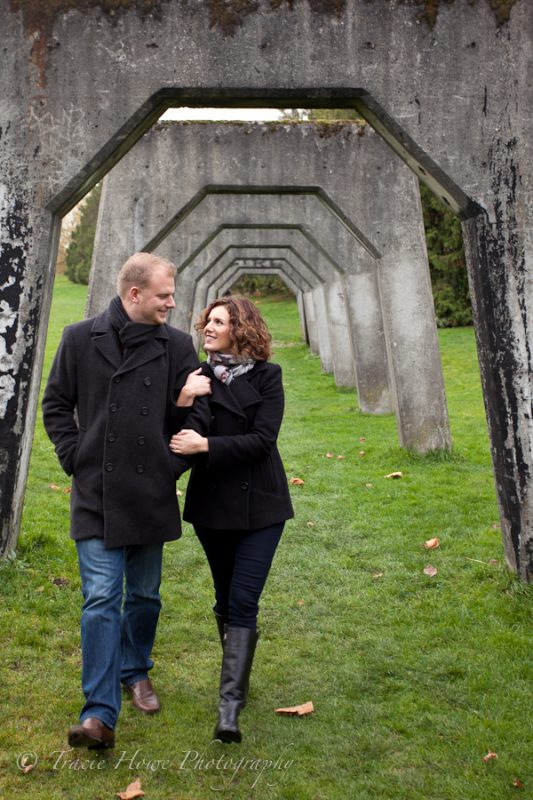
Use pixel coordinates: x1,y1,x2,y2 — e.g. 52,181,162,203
214,626,258,743
214,610,228,647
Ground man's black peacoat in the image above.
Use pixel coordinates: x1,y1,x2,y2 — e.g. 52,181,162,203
183,360,294,531
42,306,206,548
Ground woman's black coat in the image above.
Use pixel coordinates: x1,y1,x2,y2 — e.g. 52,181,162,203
42,307,206,548
183,361,294,531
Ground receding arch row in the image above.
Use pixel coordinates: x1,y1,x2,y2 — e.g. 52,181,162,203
2,3,530,578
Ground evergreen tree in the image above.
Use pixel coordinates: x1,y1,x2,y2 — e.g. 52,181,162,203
65,183,102,285
420,183,472,327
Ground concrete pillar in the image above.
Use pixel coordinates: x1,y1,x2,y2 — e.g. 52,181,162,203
303,292,319,358
344,270,393,414
311,285,333,374
325,280,357,388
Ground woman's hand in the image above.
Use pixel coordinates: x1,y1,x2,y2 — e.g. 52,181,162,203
169,429,209,455
176,368,212,407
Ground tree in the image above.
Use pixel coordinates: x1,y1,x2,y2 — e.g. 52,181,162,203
65,183,102,285
420,183,472,327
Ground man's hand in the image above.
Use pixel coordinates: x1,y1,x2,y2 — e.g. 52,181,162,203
176,368,212,407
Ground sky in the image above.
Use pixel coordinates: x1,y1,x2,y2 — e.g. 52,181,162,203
159,107,287,122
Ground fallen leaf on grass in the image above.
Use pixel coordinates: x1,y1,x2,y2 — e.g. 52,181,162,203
423,565,438,577
275,701,314,716
424,537,440,550
365,483,374,489
48,484,61,491
325,452,334,459
488,559,499,566
63,487,71,494
289,477,305,486
359,451,365,456
176,488,183,496
384,471,403,479
482,751,498,763
117,778,145,799
337,455,345,460
512,778,524,788
359,437,366,442
52,577,69,587
306,521,315,527
372,571,384,579
297,599,305,607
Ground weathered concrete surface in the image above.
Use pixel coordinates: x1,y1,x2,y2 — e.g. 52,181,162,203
88,121,438,432
1,0,532,579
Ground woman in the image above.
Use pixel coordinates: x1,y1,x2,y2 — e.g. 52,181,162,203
170,296,294,743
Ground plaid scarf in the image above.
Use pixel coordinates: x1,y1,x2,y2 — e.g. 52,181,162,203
207,352,255,385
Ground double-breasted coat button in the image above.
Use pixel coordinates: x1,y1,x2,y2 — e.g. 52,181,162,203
105,462,114,471
113,376,121,383
136,464,145,474
137,436,145,445
141,406,149,416
109,403,118,412
143,377,151,386
107,433,116,442
240,482,249,491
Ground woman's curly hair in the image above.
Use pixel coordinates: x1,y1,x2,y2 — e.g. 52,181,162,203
195,296,272,361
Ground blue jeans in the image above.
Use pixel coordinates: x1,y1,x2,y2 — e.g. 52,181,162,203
75,538,163,729
195,523,284,631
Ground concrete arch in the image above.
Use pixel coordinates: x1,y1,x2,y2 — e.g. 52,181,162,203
1,4,531,577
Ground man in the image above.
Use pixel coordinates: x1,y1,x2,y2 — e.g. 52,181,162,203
42,252,209,749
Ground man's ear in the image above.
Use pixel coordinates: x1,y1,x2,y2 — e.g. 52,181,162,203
129,286,140,304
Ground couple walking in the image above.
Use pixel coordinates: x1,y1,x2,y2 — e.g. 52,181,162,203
42,252,293,749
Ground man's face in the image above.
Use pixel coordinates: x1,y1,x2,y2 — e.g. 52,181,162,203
129,266,176,325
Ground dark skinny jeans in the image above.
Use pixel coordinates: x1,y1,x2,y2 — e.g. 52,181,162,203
194,522,284,631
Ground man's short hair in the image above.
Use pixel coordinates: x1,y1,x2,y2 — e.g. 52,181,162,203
117,252,176,298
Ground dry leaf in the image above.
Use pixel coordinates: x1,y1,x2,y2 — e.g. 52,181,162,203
49,484,61,491
297,599,305,607
491,522,500,530
424,537,440,550
488,559,499,566
423,565,438,577
289,477,305,486
306,521,315,527
63,486,72,494
372,571,384,579
512,778,524,788
365,483,374,488
359,451,365,456
483,751,498,763
325,452,334,459
337,455,345,460
359,437,366,442
275,701,314,716
176,488,183,496
384,471,403,479
52,577,69,587
117,778,145,800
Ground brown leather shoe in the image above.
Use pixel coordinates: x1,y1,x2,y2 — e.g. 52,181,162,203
68,717,115,749
124,678,160,714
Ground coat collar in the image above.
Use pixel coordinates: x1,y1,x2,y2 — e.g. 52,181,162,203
205,361,266,417
91,309,169,374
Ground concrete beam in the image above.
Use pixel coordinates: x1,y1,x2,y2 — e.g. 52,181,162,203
2,2,531,577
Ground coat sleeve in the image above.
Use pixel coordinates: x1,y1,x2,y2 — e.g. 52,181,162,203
42,327,79,476
168,334,211,477
207,364,284,468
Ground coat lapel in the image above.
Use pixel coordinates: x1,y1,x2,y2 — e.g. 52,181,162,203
91,313,121,370
207,362,265,417
116,336,168,375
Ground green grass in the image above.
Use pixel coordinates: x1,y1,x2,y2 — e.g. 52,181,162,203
1,275,532,799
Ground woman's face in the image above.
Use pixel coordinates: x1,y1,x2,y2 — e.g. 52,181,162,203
203,304,234,355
